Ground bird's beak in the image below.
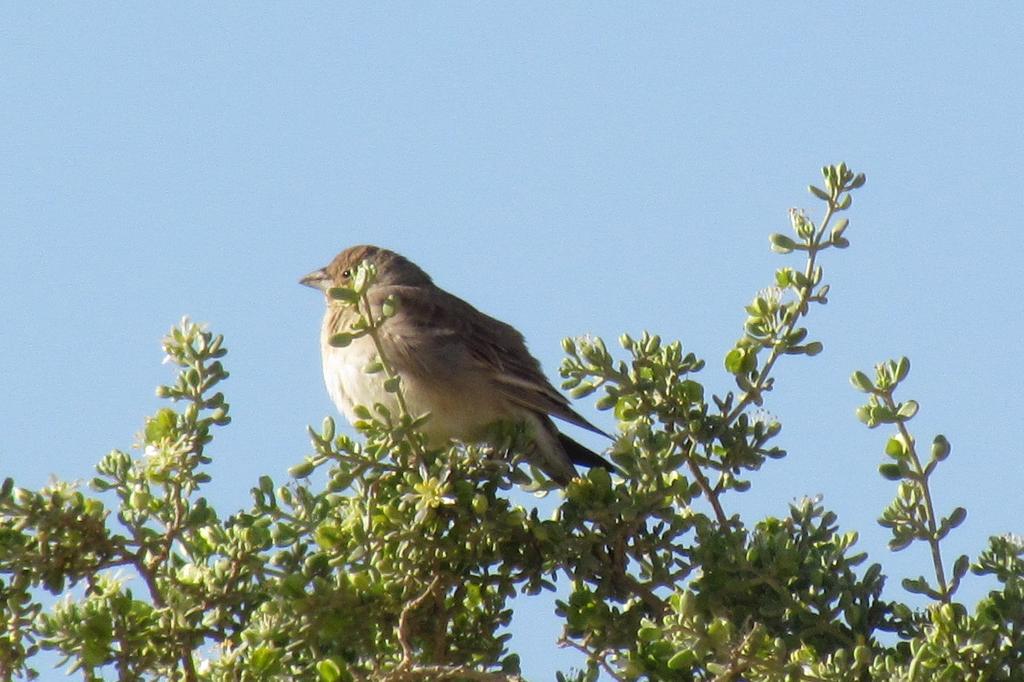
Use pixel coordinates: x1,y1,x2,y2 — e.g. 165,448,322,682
300,268,330,292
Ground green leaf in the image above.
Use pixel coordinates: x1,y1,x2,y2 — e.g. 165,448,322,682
570,383,597,399
90,477,112,492
901,576,940,599
869,404,896,426
501,654,521,674
889,534,913,552
901,576,929,594
328,287,359,303
932,434,951,461
850,371,874,392
317,659,341,682
725,348,746,374
897,400,919,420
321,416,335,441
895,356,911,382
667,650,697,670
885,437,906,458
353,265,369,293
289,459,315,479
329,333,354,348
637,625,660,642
808,184,830,201
250,646,280,673
769,233,797,254
314,524,345,550
879,463,903,481
381,294,398,318
328,472,353,491
144,408,177,443
830,217,849,240
383,376,401,393
952,554,970,580
130,489,151,510
946,506,967,530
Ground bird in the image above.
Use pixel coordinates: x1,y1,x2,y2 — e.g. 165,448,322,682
300,245,616,486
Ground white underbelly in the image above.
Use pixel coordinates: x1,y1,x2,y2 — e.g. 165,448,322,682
322,335,391,422
320,333,510,445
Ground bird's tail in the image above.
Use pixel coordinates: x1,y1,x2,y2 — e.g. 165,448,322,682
557,433,618,476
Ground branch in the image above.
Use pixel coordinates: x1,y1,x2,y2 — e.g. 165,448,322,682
397,574,445,666
883,394,949,601
559,636,627,682
687,448,728,526
725,201,836,426
382,666,526,682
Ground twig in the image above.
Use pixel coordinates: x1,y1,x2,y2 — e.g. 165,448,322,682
559,636,627,682
359,290,427,463
687,448,728,526
668,422,728,526
382,666,526,682
397,574,445,666
883,394,949,601
714,625,761,682
724,201,837,426
592,544,667,616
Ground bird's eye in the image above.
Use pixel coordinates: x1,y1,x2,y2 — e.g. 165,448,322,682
341,269,351,278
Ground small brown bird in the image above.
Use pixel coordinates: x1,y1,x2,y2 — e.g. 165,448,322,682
301,245,615,485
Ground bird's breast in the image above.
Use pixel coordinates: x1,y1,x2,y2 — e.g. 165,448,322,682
319,314,512,445
321,334,384,421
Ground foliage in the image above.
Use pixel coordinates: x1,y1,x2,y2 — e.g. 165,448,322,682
1,164,1021,681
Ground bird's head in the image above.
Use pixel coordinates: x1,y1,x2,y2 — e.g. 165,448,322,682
300,245,433,293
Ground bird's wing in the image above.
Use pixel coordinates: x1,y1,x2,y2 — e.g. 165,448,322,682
372,285,610,438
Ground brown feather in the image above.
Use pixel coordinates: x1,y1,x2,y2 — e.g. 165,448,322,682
308,244,615,485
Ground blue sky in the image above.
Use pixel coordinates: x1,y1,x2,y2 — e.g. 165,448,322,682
2,5,1022,679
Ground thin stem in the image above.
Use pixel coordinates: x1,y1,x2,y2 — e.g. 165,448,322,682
623,573,668,617
724,202,836,426
687,446,728,526
124,494,198,682
884,394,950,601
360,292,426,460
361,297,412,420
715,626,761,682
559,636,627,682
382,666,526,682
642,376,730,524
397,574,445,666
